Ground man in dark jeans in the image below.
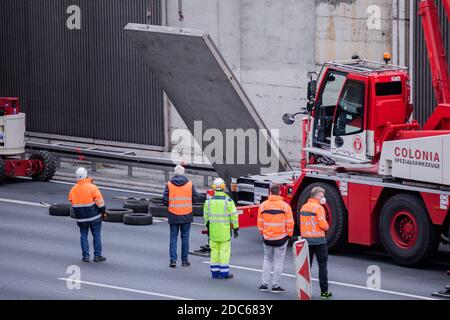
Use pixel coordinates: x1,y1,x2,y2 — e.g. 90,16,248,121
299,186,332,299
69,167,107,263
163,164,199,268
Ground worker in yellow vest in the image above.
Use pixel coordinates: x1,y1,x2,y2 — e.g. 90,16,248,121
163,164,199,268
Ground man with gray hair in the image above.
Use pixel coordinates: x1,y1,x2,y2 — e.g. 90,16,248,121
299,186,332,299
163,164,199,268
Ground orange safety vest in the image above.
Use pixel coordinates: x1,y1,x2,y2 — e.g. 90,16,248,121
167,181,193,215
258,195,295,241
299,198,329,238
68,178,105,223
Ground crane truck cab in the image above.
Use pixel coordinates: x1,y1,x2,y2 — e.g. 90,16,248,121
285,56,413,167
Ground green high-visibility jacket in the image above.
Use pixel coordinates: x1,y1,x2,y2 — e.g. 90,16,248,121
203,191,239,242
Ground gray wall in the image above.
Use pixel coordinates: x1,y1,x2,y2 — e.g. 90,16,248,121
413,0,450,126
0,0,165,148
165,0,398,165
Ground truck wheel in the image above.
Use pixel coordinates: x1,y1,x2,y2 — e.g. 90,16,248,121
0,157,6,183
29,151,56,182
123,200,150,213
297,182,348,251
379,194,439,266
123,213,153,226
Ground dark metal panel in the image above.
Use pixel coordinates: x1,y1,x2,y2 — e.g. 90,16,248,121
413,0,450,125
125,24,291,181
0,0,164,147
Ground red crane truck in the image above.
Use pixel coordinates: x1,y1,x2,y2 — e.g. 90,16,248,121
234,0,450,266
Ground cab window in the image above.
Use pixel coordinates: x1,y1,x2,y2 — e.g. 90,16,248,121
333,80,365,136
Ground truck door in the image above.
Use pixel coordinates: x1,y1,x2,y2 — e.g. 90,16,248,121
330,75,368,161
312,71,347,149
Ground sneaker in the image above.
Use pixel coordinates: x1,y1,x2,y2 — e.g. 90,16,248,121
93,256,106,263
82,257,90,263
219,274,234,279
169,261,176,268
320,291,333,299
271,286,286,293
258,284,269,292
182,261,191,267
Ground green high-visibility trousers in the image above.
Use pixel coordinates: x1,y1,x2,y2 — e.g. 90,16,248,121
209,239,231,278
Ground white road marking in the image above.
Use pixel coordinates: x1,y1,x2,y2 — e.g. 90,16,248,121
0,198,48,208
201,262,437,300
57,278,192,300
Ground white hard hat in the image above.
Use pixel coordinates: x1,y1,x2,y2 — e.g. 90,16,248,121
75,167,88,180
174,164,185,175
212,178,226,191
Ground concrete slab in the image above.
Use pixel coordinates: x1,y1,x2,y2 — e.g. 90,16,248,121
124,24,291,182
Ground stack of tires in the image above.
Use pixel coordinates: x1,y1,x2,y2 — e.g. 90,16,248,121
147,195,205,218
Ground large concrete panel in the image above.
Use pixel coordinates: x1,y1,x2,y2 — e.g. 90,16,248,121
124,24,291,182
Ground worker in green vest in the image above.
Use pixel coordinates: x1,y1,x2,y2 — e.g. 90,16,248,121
204,178,239,279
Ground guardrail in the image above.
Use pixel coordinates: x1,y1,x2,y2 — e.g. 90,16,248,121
26,141,218,187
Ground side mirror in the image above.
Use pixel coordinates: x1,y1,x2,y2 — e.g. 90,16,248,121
307,80,317,101
282,113,296,125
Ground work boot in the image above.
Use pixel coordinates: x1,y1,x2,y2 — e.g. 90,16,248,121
219,274,234,279
93,256,106,263
182,261,191,267
271,286,286,293
169,261,176,268
258,284,269,292
320,291,333,299
82,257,90,263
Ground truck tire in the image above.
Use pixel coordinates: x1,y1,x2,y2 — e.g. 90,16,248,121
193,204,203,217
105,208,133,222
123,200,150,213
149,203,169,218
0,157,6,183
29,151,56,182
149,196,164,204
49,203,72,217
296,182,348,251
123,213,153,226
379,193,439,266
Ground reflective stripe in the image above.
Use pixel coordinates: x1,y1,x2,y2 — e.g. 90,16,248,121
96,202,105,207
77,214,102,223
209,219,232,223
263,222,285,227
264,233,288,241
169,197,191,201
73,202,96,208
302,231,324,236
169,203,192,208
208,213,230,218
262,209,285,215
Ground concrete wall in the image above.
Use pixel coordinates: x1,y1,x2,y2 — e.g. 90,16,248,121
163,0,401,166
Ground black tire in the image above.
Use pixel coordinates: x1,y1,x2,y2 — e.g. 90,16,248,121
149,197,164,205
70,207,76,219
29,151,56,182
123,213,153,226
49,203,72,217
193,204,203,217
379,194,439,266
197,193,207,203
148,203,169,218
123,200,150,213
296,182,348,251
105,208,133,222
0,157,6,183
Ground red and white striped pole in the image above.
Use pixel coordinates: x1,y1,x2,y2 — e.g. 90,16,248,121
293,238,312,300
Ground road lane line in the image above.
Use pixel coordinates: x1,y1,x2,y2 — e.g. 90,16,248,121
57,278,192,300
0,198,48,208
201,262,437,300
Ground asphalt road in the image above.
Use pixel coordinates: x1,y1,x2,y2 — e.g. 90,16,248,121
0,178,449,300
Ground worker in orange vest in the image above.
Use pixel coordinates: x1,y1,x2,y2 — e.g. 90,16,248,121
68,167,106,263
299,186,332,299
163,164,199,268
257,184,294,293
